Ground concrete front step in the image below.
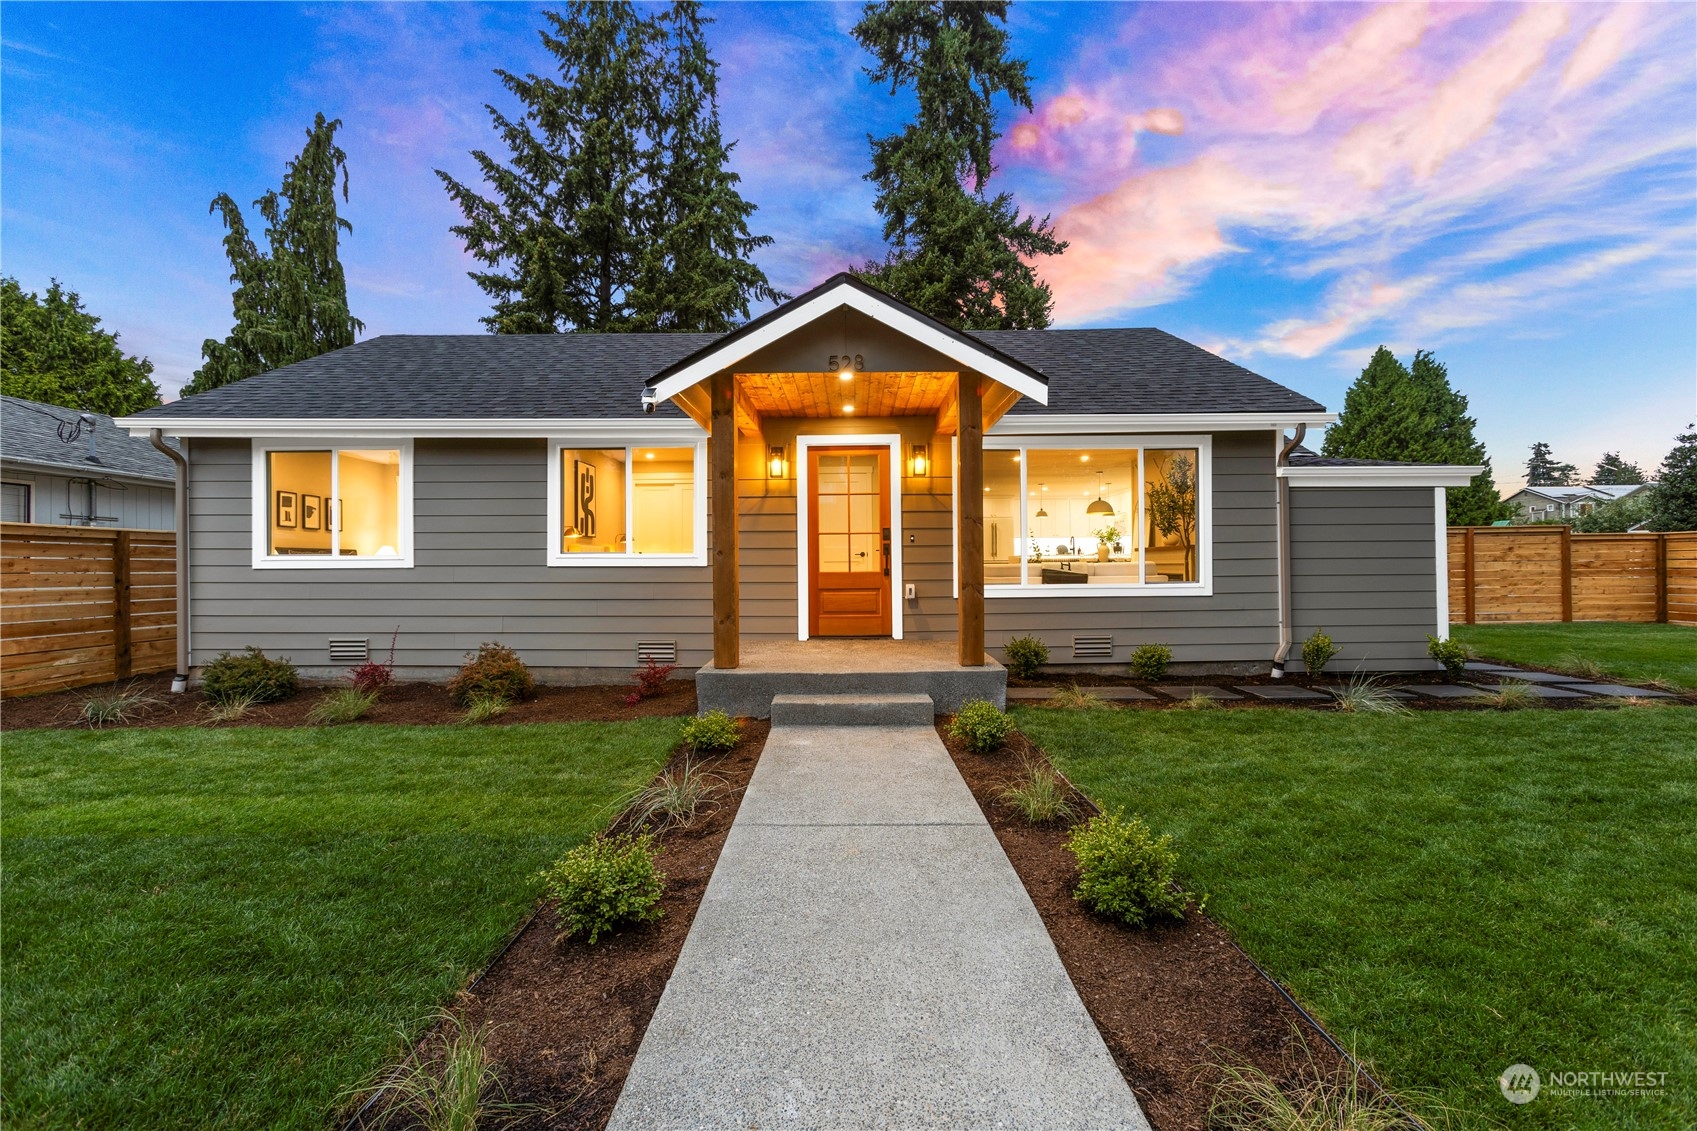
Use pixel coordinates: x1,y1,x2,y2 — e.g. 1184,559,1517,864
769,692,936,727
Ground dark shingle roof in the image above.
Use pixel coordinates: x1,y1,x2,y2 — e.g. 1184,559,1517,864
977,329,1324,415
2,395,178,481
126,326,1326,422
1285,445,1454,469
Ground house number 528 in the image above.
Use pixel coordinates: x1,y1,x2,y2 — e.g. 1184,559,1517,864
828,354,864,372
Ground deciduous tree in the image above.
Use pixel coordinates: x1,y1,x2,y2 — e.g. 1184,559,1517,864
1323,347,1510,525
1,277,160,414
188,113,362,395
853,0,1065,329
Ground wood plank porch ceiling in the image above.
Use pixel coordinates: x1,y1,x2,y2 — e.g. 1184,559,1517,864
736,371,956,423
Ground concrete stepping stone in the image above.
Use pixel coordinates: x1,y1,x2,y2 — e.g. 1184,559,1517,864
1318,685,1417,699
1154,685,1242,700
1465,662,1519,672
1236,685,1330,701
1399,684,1488,698
1007,686,1155,702
1554,683,1678,699
1466,683,1593,699
1473,670,1592,684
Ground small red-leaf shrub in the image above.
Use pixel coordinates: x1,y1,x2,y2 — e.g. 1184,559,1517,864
624,691,642,707
447,642,536,706
630,660,677,700
349,626,399,694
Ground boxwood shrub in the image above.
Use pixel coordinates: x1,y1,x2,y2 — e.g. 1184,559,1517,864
1002,635,1049,680
200,647,298,706
447,642,535,706
949,698,1016,753
537,832,665,945
1066,809,1188,928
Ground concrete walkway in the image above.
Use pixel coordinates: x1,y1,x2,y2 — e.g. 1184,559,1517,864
607,723,1149,1130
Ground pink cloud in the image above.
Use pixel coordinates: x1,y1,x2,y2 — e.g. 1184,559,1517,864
1561,3,1641,95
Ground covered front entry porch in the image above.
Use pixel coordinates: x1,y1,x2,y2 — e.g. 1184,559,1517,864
642,275,1050,684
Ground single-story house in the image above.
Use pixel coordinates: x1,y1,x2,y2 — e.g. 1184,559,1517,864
1503,483,1655,523
120,275,1478,684
2,394,178,529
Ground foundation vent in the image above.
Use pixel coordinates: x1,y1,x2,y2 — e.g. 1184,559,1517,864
636,640,677,665
1072,635,1114,661
328,638,370,665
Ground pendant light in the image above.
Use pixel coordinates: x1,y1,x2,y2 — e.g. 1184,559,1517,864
1035,482,1048,519
1085,472,1115,517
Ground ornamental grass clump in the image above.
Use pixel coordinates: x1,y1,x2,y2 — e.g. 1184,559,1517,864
201,647,298,706
78,687,158,728
1207,1055,1417,1131
460,692,510,724
1000,758,1078,824
1002,635,1049,680
1301,628,1339,677
1426,635,1468,678
627,758,725,833
1477,680,1539,711
681,709,741,754
1043,685,1109,711
307,687,377,725
949,698,1016,753
1066,809,1189,928
447,642,534,707
1331,674,1410,716
537,833,665,944
1129,643,1172,680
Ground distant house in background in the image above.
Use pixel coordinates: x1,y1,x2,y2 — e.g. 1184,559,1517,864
1503,482,1656,524
1,395,178,529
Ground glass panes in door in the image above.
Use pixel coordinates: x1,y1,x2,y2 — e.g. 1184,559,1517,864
816,452,882,573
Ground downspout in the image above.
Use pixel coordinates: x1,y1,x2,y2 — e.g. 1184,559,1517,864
150,430,190,693
1270,423,1306,678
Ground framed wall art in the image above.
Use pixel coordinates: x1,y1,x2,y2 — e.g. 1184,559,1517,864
275,491,298,529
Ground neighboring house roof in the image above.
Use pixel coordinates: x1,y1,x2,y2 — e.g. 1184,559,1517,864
1,395,177,482
1506,484,1654,505
123,284,1328,425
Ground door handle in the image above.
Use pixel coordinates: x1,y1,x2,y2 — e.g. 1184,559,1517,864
881,526,891,577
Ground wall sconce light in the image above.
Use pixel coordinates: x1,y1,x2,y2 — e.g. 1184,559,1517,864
909,443,930,477
767,444,789,480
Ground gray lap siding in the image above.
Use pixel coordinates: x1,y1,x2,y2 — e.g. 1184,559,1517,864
1288,486,1440,670
187,438,712,676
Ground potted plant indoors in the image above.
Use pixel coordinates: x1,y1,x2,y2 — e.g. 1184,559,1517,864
1092,524,1120,562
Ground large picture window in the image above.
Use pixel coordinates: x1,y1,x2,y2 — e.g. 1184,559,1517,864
548,440,705,565
982,437,1209,593
252,442,412,568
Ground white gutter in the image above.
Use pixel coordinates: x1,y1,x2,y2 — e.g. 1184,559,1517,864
1279,464,1484,488
118,417,705,440
991,411,1335,435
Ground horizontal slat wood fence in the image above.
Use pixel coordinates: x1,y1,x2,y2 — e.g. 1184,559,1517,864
1,523,177,697
1448,527,1697,626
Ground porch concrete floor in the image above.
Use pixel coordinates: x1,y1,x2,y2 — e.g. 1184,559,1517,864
605,721,1148,1130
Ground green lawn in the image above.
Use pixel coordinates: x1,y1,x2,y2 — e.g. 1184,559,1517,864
1,720,680,1130
1021,707,1697,1130
1452,622,1697,690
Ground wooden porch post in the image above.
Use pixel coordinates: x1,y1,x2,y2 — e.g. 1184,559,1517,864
710,371,739,669
957,374,985,666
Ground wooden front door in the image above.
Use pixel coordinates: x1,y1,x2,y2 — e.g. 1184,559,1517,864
809,447,892,637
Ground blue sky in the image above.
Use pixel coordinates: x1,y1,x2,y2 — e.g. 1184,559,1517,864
3,1,1693,489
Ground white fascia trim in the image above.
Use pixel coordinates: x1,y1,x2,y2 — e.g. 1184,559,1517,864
644,282,1050,405
250,438,416,570
795,433,904,641
545,437,709,568
1281,465,1484,488
122,417,703,440
989,412,1334,435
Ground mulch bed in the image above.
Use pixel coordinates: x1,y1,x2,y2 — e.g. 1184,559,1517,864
1,673,696,731
349,722,767,1131
940,724,1364,1131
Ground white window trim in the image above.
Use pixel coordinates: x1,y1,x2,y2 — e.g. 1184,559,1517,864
2,478,37,524
545,437,708,567
981,433,1214,598
250,440,415,569
795,433,904,641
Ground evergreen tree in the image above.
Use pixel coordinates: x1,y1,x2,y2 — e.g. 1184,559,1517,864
1589,451,1645,486
1525,441,1578,487
853,0,1065,329
188,114,362,395
439,2,780,334
1650,427,1697,532
1,277,160,414
631,2,786,331
1323,346,1510,525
